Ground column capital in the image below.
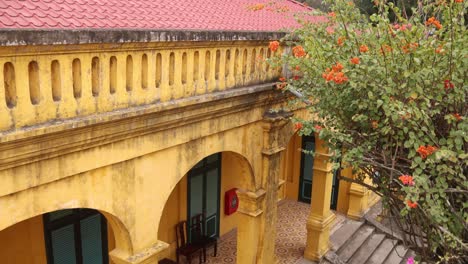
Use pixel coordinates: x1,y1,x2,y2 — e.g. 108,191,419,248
236,188,266,217
262,110,293,155
109,241,169,264
262,110,293,130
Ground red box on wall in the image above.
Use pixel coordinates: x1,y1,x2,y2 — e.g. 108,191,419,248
224,188,239,215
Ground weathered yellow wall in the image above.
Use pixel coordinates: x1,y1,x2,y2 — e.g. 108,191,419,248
0,36,292,263
0,215,47,264
219,152,242,235
283,134,302,201
157,176,186,261
108,221,116,264
0,213,117,264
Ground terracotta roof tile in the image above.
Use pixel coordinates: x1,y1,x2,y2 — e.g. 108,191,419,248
0,0,325,31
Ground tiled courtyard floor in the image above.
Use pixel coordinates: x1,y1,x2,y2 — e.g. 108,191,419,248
204,199,346,264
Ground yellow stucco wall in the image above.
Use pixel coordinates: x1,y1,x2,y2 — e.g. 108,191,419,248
0,213,116,264
0,215,47,264
282,133,302,201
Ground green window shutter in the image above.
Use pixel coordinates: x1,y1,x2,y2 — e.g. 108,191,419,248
80,214,104,264
50,224,77,264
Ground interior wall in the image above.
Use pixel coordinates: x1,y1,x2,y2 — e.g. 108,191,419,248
158,175,187,260
0,212,120,264
107,221,116,264
0,215,47,264
284,134,302,201
219,152,242,235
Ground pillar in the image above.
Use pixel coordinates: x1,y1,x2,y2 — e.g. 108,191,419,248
236,110,291,264
347,182,367,220
236,188,267,264
304,138,336,261
109,241,168,264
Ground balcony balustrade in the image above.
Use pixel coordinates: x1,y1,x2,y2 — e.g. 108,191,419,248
0,41,281,131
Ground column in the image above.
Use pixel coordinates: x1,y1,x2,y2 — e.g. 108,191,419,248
236,188,267,264
236,110,291,264
304,138,336,261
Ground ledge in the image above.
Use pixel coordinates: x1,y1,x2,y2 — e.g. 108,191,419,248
0,29,287,46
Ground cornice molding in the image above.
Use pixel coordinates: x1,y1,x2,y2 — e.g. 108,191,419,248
0,84,286,171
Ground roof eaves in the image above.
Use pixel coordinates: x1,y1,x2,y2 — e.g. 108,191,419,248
0,28,288,46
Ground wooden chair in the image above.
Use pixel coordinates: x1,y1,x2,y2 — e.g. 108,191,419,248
175,220,203,264
190,213,218,262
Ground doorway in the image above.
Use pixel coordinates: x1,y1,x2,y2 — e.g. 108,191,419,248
43,209,108,264
187,153,221,241
298,136,340,209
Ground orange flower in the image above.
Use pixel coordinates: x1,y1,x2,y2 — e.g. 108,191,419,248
295,65,300,71
333,71,348,84
279,77,286,82
371,120,378,128
402,43,419,54
269,41,280,52
350,57,360,65
406,200,418,208
337,37,346,46
332,62,344,72
380,44,393,55
399,175,415,186
426,17,442,30
359,45,369,53
416,145,438,159
435,45,445,54
455,0,463,3
248,3,265,11
292,45,306,58
322,62,348,84
314,125,322,131
295,122,303,131
276,82,286,90
328,12,336,17
452,113,462,121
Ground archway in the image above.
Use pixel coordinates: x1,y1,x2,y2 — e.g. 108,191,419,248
0,207,123,264
157,151,255,263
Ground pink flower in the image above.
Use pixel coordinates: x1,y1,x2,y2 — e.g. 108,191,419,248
406,256,415,264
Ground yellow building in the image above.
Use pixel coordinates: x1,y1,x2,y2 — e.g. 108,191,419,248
0,1,378,263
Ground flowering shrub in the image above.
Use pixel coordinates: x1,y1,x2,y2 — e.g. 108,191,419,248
270,0,467,262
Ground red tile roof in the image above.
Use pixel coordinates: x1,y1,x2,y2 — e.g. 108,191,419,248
0,0,324,32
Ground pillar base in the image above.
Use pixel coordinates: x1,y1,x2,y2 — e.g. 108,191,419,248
304,213,336,261
110,241,169,264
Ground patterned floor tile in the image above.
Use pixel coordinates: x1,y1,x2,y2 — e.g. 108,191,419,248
200,199,346,264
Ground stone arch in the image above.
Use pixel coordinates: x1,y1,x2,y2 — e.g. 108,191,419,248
0,180,135,258
157,148,256,227
156,148,256,260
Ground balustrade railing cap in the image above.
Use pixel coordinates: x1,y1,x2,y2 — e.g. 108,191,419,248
0,29,288,46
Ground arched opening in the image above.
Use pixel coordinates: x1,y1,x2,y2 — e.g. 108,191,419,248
0,208,119,264
274,132,346,262
157,151,254,263
279,133,341,210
